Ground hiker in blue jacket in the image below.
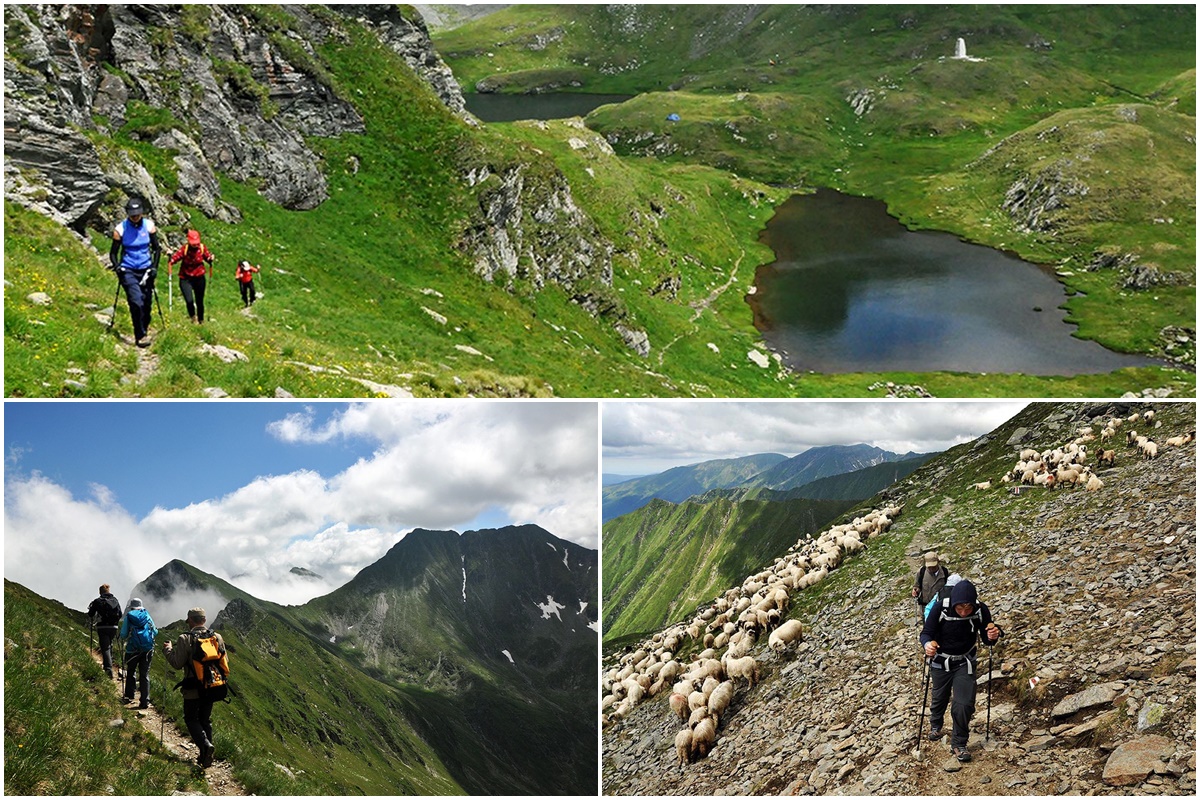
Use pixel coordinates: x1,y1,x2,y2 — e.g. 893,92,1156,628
119,598,158,709
920,579,1003,762
109,196,162,347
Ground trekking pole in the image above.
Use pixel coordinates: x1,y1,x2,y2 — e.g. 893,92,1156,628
915,655,931,751
986,642,994,742
161,651,167,745
107,279,122,331
168,265,173,312
153,285,166,328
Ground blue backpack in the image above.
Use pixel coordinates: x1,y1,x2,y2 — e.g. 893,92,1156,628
125,609,158,653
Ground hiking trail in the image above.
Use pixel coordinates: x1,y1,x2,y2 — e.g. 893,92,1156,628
89,650,248,796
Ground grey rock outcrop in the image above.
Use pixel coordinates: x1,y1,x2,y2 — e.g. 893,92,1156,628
460,159,649,354
333,5,473,123
4,4,370,228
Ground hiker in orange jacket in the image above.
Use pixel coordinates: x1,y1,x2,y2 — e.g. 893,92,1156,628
168,230,214,323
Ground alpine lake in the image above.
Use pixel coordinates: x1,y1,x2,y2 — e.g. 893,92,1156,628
469,94,1158,376
749,189,1159,375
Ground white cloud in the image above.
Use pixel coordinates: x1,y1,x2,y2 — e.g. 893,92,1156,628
603,401,1026,473
6,402,598,612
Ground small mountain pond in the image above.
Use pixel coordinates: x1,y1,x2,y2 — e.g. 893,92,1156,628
748,189,1159,375
464,92,633,123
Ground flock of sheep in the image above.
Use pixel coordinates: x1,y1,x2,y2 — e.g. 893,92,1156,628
978,410,1194,494
601,505,903,765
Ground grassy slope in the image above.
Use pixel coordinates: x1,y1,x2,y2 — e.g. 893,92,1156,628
4,580,204,796
602,495,856,644
438,5,1196,387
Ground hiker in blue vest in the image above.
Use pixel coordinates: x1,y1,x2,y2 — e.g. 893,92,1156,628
109,196,162,347
920,579,1003,762
119,598,158,709
87,584,123,679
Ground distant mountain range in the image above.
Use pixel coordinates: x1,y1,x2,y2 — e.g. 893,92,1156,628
602,445,929,522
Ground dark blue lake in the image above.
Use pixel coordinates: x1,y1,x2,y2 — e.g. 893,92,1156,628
464,92,633,123
748,189,1159,375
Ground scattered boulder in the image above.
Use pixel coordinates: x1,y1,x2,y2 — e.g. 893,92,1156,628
1102,735,1174,787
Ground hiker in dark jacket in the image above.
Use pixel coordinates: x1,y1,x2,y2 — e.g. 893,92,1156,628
911,552,949,625
920,579,1003,762
164,607,226,768
119,598,158,709
87,584,122,679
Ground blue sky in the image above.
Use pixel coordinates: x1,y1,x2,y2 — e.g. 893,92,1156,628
5,401,599,611
5,402,364,518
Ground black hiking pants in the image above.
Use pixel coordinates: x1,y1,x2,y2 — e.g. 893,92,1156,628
97,625,118,675
119,267,155,340
123,650,151,703
929,654,977,748
239,280,255,307
183,696,215,750
179,274,207,322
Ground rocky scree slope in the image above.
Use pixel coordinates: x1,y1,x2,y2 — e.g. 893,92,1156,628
603,401,1195,796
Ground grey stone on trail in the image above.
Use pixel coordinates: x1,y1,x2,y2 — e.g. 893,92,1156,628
1052,684,1119,718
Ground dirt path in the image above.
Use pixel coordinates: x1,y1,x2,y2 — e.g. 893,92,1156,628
656,187,750,366
91,650,247,796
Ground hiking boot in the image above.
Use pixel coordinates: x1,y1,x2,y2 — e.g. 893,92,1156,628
200,742,215,768
123,695,136,704
952,745,972,762
136,336,151,348
927,726,944,741
139,700,150,709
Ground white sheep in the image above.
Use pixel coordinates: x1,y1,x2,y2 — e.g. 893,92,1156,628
723,655,759,687
690,716,717,760
674,728,693,765
1086,474,1104,491
769,619,804,652
707,680,735,722
972,480,991,491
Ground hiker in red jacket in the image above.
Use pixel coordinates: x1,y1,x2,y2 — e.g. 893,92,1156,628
168,230,214,323
235,260,260,308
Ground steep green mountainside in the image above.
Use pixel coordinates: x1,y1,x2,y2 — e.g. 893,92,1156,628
5,5,1192,398
280,524,598,795
602,400,1196,794
4,580,206,796
602,495,857,643
602,453,788,522
15,525,598,795
440,5,1195,379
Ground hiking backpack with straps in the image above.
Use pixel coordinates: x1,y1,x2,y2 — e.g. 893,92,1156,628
95,595,122,626
126,611,157,653
176,628,230,701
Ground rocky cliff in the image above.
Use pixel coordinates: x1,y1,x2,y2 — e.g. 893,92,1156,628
603,401,1196,795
